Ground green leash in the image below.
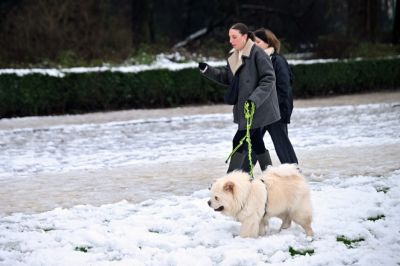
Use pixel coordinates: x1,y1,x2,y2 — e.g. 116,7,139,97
225,101,256,178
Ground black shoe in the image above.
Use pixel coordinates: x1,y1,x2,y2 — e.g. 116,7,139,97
227,152,246,173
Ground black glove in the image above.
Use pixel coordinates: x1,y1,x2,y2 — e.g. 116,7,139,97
198,62,208,71
246,100,255,107
245,100,256,112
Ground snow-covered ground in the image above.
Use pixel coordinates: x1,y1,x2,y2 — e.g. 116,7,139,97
2,53,399,78
0,53,359,77
0,92,399,265
1,172,399,266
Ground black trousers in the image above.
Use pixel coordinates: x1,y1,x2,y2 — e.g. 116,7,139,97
233,128,266,155
261,120,298,164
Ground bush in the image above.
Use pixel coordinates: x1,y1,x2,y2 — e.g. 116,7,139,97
316,34,400,59
292,58,400,97
0,57,399,118
350,43,400,58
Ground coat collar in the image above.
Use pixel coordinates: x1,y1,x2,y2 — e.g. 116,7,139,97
228,39,255,75
264,47,275,56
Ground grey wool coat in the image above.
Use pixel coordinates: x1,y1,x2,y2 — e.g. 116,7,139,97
202,39,281,130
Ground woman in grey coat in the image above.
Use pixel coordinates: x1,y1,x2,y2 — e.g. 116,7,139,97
198,22,280,172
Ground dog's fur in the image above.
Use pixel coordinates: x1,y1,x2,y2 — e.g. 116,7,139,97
208,164,314,238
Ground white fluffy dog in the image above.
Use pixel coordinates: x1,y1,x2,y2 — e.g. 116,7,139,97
208,164,314,238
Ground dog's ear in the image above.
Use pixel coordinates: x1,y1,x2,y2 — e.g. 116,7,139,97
223,181,235,193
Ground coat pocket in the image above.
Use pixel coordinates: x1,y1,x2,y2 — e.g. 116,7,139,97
224,75,239,105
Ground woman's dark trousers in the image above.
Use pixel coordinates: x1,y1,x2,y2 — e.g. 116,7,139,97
227,128,268,173
262,121,298,164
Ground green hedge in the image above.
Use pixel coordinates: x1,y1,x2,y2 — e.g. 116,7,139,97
293,58,400,96
0,57,399,118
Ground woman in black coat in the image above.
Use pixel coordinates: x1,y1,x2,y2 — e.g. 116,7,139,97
198,23,280,173
253,28,298,164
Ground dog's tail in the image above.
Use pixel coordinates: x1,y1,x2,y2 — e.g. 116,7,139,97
266,164,301,178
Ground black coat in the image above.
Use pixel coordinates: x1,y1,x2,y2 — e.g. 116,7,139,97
271,53,293,124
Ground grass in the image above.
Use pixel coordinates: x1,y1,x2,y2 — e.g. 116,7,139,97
74,245,93,253
367,214,385,221
336,235,365,248
289,246,315,256
376,187,390,193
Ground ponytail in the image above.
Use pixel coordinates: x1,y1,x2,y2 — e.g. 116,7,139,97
231,23,254,41
247,31,255,41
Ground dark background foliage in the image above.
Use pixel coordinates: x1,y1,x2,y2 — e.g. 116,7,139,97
0,0,399,66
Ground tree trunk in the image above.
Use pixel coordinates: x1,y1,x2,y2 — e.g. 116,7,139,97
393,0,400,43
347,0,378,42
366,0,378,42
347,0,365,40
131,0,154,47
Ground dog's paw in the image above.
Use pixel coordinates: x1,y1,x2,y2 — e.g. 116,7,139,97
239,231,259,238
258,228,267,236
280,221,291,230
306,236,314,242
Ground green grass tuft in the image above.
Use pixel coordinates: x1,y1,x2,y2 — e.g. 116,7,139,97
367,214,385,221
336,235,365,248
289,246,315,256
74,245,93,253
376,187,390,193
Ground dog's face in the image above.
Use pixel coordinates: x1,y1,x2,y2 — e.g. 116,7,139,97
208,172,253,217
208,179,236,215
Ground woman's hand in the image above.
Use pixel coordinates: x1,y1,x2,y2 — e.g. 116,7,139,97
198,62,208,71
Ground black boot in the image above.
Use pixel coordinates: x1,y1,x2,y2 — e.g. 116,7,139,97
227,152,246,173
242,150,272,172
257,150,272,171
242,151,257,173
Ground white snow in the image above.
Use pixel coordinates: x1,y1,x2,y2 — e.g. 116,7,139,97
0,54,376,78
0,97,400,265
1,103,398,178
1,53,399,77
0,171,399,265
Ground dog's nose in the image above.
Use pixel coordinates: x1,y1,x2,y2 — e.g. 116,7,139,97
207,200,211,206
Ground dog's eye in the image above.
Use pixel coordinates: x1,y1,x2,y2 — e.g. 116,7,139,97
214,196,218,201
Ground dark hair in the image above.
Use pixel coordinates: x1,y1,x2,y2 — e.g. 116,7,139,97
254,28,281,53
230,23,255,41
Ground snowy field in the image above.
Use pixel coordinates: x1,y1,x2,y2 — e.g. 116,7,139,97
0,172,399,266
0,92,400,265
